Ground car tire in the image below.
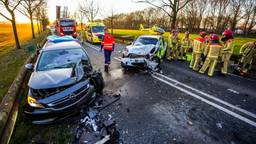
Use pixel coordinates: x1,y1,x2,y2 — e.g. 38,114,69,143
90,71,104,94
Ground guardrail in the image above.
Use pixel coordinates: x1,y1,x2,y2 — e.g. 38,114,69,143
0,34,48,144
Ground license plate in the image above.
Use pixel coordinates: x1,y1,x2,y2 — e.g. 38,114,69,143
63,27,73,31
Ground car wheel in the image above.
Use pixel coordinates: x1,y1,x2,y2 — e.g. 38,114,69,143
90,71,104,94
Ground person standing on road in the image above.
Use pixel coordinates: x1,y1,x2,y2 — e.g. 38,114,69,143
180,31,192,60
167,29,180,60
199,34,222,76
220,29,235,75
189,32,207,71
101,29,115,72
235,41,256,75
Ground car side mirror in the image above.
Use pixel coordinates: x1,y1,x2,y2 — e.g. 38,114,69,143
25,64,34,71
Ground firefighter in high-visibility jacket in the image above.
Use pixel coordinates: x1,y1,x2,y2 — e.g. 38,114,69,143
236,41,256,75
167,29,180,60
199,34,222,76
220,29,235,75
80,28,86,42
179,31,192,60
189,32,207,71
101,29,115,72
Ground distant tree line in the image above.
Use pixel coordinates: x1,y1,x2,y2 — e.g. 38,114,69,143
104,0,256,36
0,0,49,49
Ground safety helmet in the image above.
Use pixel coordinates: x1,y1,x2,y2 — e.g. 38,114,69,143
222,29,233,37
211,34,219,41
199,32,207,37
185,31,190,35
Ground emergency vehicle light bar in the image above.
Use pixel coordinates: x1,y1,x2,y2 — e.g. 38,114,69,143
47,35,75,43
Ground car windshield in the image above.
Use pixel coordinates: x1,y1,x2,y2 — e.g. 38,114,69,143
37,48,88,71
92,26,104,33
134,37,158,45
60,20,75,27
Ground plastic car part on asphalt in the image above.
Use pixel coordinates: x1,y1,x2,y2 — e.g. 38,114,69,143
75,94,121,144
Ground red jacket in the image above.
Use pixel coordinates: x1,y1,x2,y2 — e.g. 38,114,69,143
101,34,115,51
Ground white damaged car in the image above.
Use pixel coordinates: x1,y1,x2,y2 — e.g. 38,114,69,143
121,35,167,70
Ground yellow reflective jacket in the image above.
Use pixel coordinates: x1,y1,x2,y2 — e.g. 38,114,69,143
206,44,222,59
168,35,180,48
192,37,205,54
239,42,255,55
222,39,234,54
181,37,192,48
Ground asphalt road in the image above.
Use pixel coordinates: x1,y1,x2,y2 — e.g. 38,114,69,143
82,41,256,144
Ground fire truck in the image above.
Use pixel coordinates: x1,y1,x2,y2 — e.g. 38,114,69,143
55,19,77,38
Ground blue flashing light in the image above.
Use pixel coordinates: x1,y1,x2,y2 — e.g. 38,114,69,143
47,35,75,43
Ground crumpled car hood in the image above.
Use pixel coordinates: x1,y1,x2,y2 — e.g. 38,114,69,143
126,44,155,55
28,68,77,89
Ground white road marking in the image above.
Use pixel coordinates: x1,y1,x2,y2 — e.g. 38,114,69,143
151,74,256,128
153,72,256,120
227,89,240,94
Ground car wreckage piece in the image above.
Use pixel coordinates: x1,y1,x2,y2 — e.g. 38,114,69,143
76,108,120,144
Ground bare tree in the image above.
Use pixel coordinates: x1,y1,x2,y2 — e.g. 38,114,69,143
229,0,244,30
0,0,21,49
79,0,99,22
137,0,192,29
18,0,45,38
242,0,256,35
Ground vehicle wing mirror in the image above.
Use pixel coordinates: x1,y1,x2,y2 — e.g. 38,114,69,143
25,63,34,71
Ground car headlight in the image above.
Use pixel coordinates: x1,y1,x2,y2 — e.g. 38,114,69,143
27,96,45,108
123,48,129,56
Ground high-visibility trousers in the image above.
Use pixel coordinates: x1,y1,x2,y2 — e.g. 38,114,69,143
189,52,201,71
199,57,218,76
221,53,232,74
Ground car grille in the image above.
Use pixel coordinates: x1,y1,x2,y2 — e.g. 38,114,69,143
131,62,145,67
50,84,90,109
129,53,145,58
63,31,74,35
31,84,74,99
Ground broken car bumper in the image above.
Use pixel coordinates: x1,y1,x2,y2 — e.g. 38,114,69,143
23,85,96,124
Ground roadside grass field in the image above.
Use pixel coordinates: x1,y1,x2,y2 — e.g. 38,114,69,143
0,23,38,103
112,29,256,55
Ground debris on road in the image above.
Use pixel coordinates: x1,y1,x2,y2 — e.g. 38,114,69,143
187,120,193,126
76,107,120,144
75,93,122,144
216,122,223,129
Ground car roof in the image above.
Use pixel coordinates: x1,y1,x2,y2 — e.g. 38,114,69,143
139,35,162,39
42,41,82,51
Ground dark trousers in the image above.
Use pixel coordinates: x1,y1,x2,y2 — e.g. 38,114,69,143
104,50,112,64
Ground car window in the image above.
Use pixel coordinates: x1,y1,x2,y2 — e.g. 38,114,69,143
60,20,75,27
134,37,158,45
37,48,89,71
92,26,104,33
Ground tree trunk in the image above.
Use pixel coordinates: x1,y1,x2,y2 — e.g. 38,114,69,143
11,14,21,49
171,11,177,29
30,13,35,38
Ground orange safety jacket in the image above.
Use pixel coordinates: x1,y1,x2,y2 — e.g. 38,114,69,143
101,34,115,51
